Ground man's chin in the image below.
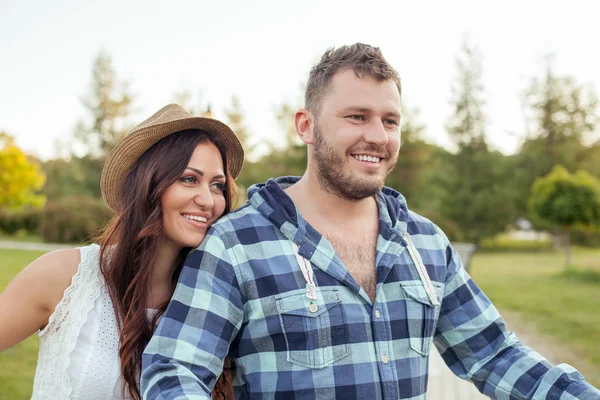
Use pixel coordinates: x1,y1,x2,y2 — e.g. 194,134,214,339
337,179,384,200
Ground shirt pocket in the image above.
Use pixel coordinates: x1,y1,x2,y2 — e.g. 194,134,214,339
275,288,350,369
400,282,443,357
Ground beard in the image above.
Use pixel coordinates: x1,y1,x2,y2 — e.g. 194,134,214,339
312,123,397,201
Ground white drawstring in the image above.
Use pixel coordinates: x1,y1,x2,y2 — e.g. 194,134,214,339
403,232,440,306
292,236,439,307
292,243,318,301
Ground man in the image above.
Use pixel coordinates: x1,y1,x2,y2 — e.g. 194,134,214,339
142,44,600,399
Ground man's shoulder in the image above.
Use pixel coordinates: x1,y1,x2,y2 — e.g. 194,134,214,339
378,187,445,239
406,210,440,235
404,210,454,256
208,202,272,238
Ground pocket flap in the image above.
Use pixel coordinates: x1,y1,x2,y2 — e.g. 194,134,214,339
400,282,441,306
276,289,340,318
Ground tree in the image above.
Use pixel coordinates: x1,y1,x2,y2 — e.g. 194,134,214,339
438,39,515,246
42,156,104,200
0,132,46,209
514,58,599,218
42,51,134,202
529,165,600,266
232,98,308,194
275,102,301,149
172,88,210,116
225,96,252,154
74,50,134,159
268,99,307,179
385,107,436,211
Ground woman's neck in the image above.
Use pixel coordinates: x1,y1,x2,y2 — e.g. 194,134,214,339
149,239,182,308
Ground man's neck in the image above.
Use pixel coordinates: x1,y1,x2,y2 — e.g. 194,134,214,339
285,173,379,230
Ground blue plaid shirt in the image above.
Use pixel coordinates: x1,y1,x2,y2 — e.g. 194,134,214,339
142,177,599,400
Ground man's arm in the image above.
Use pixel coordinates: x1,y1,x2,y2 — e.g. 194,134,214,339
141,228,244,400
433,231,600,400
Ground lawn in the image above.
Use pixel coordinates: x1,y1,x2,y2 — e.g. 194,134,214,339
0,249,46,400
470,247,600,387
0,233,44,244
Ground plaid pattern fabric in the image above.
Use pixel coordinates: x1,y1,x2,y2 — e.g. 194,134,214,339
142,177,600,400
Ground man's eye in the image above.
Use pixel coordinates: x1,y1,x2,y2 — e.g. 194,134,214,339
348,115,365,121
385,119,399,126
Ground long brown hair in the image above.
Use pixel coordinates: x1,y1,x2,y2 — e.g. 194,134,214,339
98,129,238,400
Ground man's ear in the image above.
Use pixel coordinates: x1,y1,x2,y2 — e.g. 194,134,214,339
295,109,315,145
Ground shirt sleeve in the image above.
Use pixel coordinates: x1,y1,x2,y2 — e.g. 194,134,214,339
141,226,244,400
433,230,600,399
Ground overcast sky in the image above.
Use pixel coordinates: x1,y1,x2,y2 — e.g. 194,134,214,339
1,0,599,160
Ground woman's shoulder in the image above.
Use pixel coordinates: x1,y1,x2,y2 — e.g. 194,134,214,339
31,244,101,314
34,244,100,279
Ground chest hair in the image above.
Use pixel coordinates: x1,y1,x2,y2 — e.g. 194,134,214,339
324,230,378,302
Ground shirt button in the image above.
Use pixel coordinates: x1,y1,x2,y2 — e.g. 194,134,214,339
375,309,381,319
309,303,318,313
382,354,389,364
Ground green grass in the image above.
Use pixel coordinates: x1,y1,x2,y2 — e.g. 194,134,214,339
479,233,553,253
471,247,600,387
0,233,44,243
0,249,46,399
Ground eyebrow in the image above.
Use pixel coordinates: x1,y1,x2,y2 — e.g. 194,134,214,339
339,106,401,119
185,167,226,180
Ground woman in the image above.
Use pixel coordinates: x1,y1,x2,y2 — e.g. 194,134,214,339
0,104,244,400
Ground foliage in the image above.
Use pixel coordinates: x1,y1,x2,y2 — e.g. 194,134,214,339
73,51,134,159
437,39,515,246
529,165,600,265
385,107,438,211
0,208,42,235
0,133,46,210
41,51,134,203
478,233,553,253
234,99,308,192
530,166,600,230
514,59,599,219
225,95,253,153
39,196,114,243
42,155,104,200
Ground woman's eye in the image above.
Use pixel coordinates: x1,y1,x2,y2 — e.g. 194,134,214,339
180,176,197,184
211,182,226,192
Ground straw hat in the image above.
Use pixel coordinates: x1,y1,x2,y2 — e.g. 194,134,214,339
101,103,244,211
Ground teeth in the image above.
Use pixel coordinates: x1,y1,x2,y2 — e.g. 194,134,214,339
353,155,381,163
183,214,207,222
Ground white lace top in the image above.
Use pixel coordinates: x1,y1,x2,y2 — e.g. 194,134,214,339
31,244,131,399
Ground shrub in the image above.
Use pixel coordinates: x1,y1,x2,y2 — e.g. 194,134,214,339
0,208,43,235
570,229,600,248
39,196,113,243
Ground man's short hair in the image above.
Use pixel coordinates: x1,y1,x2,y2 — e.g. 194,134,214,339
305,43,402,114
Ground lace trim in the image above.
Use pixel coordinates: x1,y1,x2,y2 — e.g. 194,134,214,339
32,244,103,398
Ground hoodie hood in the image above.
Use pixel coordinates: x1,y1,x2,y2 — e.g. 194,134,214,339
246,176,410,240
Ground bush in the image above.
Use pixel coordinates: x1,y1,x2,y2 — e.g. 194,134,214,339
39,196,114,243
571,230,600,248
479,234,553,253
0,208,43,234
